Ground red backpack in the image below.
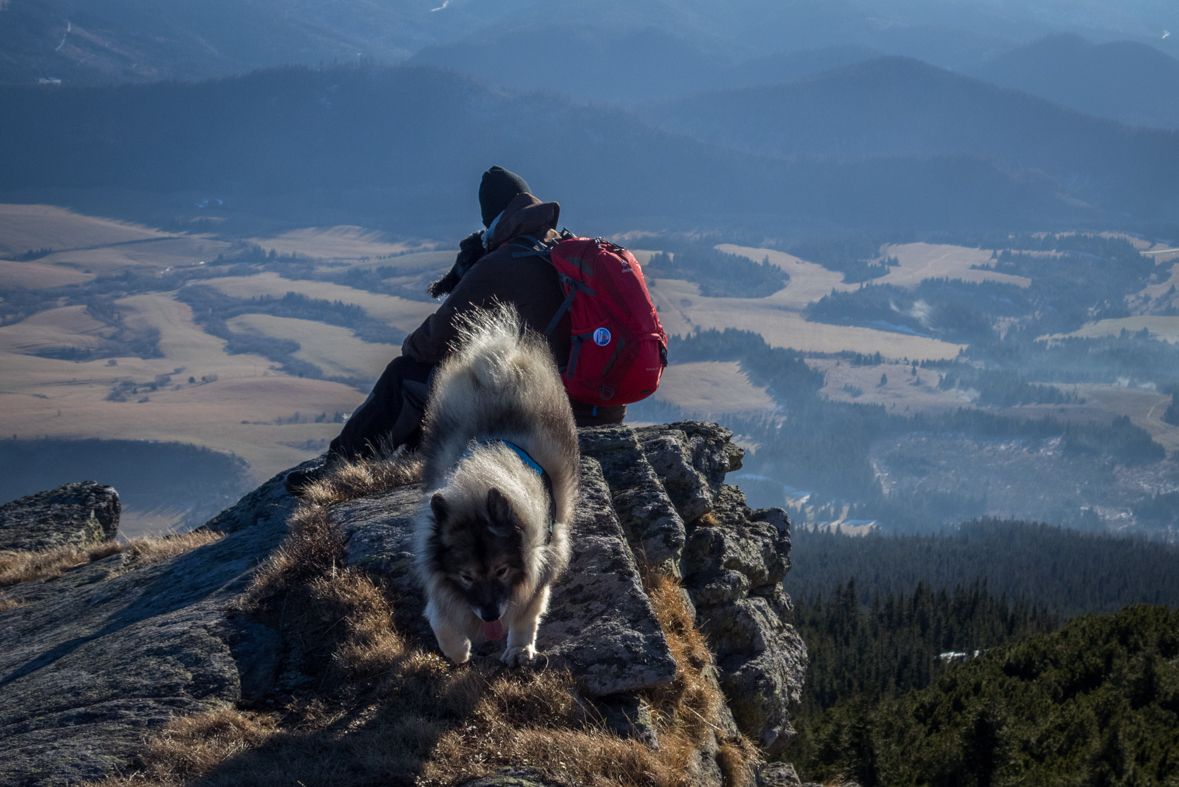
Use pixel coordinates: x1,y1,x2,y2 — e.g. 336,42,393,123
512,234,668,407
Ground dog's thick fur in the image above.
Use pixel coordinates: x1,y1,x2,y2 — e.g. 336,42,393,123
414,304,578,666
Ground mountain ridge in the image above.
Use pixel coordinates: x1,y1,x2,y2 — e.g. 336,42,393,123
970,33,1179,129
0,62,1089,234
653,55,1179,219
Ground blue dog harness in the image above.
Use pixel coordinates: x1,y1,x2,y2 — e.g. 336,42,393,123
463,439,557,540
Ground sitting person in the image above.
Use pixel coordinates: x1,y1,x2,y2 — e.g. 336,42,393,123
285,166,624,493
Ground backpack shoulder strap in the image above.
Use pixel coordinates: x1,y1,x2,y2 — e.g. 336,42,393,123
509,234,553,260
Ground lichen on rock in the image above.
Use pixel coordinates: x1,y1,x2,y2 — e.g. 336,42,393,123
0,481,120,552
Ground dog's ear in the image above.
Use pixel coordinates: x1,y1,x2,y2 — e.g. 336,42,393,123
431,492,448,524
486,487,519,537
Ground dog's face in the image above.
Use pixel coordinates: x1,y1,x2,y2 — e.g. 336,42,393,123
431,487,527,623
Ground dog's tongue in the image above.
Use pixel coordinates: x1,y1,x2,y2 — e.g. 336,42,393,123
483,619,505,641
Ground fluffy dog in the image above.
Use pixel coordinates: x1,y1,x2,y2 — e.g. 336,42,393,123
414,304,578,666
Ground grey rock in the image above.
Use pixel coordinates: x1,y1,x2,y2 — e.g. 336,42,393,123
338,457,678,697
682,510,787,607
636,433,714,523
0,469,296,786
459,767,563,787
638,421,743,487
758,762,802,787
694,586,806,757
718,632,807,756
752,583,796,626
0,421,805,783
687,729,726,787
680,478,806,759
200,458,310,534
635,422,744,524
698,596,784,657
579,425,687,567
0,481,120,552
582,692,659,749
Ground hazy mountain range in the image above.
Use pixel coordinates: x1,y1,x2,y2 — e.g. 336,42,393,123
970,34,1179,129
2,0,1179,234
3,0,1177,87
0,62,1132,236
652,56,1179,217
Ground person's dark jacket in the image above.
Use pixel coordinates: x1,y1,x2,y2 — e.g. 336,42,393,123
402,193,625,426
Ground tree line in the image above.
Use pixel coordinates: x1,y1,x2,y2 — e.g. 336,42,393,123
645,241,788,297
176,287,403,390
793,604,1179,786
783,519,1179,617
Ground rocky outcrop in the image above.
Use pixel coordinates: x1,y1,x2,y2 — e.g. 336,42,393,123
0,470,296,786
0,423,805,785
636,422,744,526
585,422,806,758
578,427,687,567
0,481,120,551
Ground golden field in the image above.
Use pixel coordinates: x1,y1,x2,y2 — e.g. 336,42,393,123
3,204,1178,536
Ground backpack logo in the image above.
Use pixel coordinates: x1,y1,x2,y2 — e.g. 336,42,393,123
593,327,612,346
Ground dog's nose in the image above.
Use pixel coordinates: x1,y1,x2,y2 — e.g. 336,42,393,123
479,608,501,622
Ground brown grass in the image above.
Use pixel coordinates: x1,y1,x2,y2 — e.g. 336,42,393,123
0,541,124,587
0,530,224,589
124,530,226,566
0,596,31,612
92,452,760,787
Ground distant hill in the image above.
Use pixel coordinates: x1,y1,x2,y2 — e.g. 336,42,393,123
970,34,1179,129
0,0,440,86
725,46,878,90
409,25,722,102
5,0,1176,88
653,56,1179,219
412,27,879,102
0,63,1086,234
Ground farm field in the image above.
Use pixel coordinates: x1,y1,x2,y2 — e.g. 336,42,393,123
0,204,173,259
246,225,422,260
650,361,775,417
227,314,395,380
872,242,1032,289
1052,315,1179,344
3,203,1178,537
647,261,966,360
202,272,437,332
815,358,974,415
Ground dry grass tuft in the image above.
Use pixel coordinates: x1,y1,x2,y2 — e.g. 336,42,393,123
0,530,225,590
717,739,762,787
124,530,225,567
0,540,123,587
0,595,31,612
693,511,720,528
299,452,422,509
92,451,760,787
88,704,278,787
645,569,723,731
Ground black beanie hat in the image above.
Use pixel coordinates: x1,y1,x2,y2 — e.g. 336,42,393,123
479,166,530,228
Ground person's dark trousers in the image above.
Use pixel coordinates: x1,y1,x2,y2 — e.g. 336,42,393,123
329,355,435,460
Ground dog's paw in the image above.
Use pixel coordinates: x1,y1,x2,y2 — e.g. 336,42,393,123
501,644,538,667
440,641,472,664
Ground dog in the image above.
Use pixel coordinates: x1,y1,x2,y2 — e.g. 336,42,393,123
414,304,578,666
